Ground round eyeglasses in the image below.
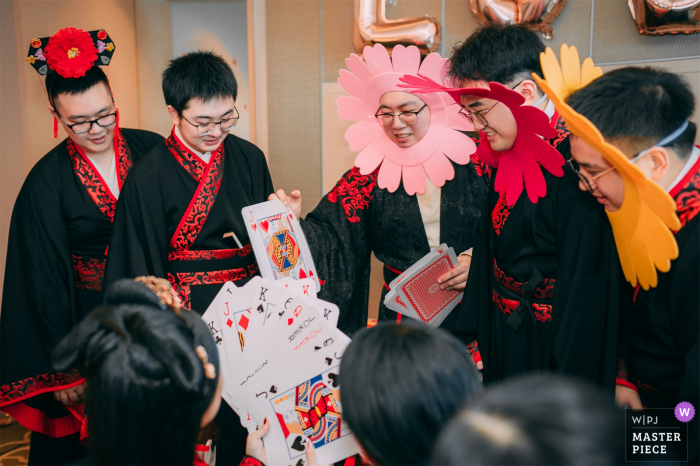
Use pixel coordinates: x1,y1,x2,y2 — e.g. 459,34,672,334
61,112,117,135
181,107,240,136
375,104,427,127
567,157,616,194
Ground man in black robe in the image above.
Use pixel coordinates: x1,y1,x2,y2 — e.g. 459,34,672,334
104,51,274,465
566,67,699,463
1,29,163,465
446,25,621,388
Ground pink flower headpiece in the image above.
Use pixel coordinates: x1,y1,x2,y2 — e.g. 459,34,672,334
336,44,475,195
399,75,565,206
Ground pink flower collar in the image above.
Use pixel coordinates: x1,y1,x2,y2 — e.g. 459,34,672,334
336,44,476,195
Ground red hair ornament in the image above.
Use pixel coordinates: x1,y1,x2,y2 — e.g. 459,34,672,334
399,75,565,206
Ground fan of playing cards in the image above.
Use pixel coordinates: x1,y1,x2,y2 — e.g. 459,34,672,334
202,277,359,466
384,244,463,326
243,200,321,292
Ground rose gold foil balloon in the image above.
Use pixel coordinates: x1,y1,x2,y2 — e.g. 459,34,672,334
353,0,441,55
629,0,700,35
469,0,567,39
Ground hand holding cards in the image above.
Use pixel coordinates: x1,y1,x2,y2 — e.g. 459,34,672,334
243,200,320,292
201,278,357,466
384,244,463,326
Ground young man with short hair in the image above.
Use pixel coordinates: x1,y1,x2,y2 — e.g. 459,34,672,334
566,67,699,462
104,51,274,464
447,25,621,387
1,28,163,464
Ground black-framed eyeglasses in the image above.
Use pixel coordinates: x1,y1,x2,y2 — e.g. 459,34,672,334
567,157,616,194
458,80,525,127
181,107,240,136
374,104,427,127
60,111,117,135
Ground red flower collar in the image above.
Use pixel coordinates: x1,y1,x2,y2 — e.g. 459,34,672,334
399,75,565,206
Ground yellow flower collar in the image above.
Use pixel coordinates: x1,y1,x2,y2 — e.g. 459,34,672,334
532,45,680,290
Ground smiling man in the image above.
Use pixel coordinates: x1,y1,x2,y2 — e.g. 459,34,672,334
103,51,273,464
446,25,621,389
566,67,699,463
1,28,163,465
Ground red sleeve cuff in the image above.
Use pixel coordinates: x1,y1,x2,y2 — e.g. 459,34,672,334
240,455,265,466
466,340,481,365
616,378,639,393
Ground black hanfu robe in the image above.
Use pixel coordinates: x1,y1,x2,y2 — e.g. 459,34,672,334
448,115,621,389
103,129,274,465
302,159,488,336
616,150,700,463
0,128,163,439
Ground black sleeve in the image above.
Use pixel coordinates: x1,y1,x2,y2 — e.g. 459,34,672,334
550,169,621,390
302,167,376,335
122,128,165,163
0,179,80,384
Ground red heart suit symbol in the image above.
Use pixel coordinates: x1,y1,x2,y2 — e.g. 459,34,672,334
299,269,307,279
251,223,257,231
260,220,269,233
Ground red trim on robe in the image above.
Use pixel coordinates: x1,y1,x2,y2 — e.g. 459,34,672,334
327,167,378,223
669,148,700,230
1,369,84,406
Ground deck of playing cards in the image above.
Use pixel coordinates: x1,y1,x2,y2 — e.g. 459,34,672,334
383,244,463,326
201,277,359,466
242,200,321,292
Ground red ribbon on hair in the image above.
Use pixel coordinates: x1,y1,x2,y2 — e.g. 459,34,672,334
53,117,59,139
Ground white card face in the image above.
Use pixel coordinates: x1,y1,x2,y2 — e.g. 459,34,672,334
242,200,320,291
247,345,357,466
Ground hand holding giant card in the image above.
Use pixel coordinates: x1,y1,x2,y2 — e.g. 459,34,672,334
243,200,320,291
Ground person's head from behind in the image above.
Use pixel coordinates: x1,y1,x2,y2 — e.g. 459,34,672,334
46,66,116,156
52,279,222,465
375,91,431,148
432,374,625,465
339,321,482,465
163,51,239,154
449,24,546,151
566,67,696,212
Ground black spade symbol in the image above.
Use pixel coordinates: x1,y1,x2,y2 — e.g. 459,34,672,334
328,373,339,388
291,436,305,452
270,385,278,394
295,459,305,466
257,304,264,314
325,357,332,366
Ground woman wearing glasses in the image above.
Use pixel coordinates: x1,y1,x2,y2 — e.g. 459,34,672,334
0,28,163,465
271,44,488,335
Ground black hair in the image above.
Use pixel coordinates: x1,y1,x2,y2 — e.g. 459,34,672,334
162,51,238,115
45,66,110,111
52,279,220,465
448,24,545,87
431,374,625,466
567,67,696,159
340,321,482,466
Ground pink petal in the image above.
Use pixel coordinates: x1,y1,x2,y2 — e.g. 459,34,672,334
364,44,393,76
345,53,373,84
447,106,473,131
345,120,374,152
402,164,427,195
377,157,402,193
354,141,384,175
337,96,367,121
338,70,365,100
391,45,420,76
423,153,455,187
440,130,475,165
419,53,449,83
